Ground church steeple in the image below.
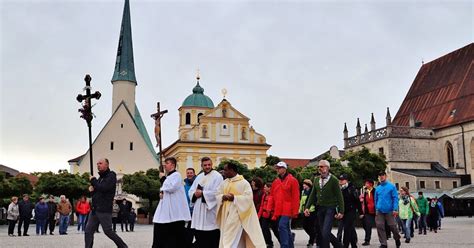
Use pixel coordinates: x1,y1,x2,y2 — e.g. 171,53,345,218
111,0,137,116
111,0,136,84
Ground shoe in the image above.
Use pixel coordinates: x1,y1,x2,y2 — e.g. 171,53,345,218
395,239,401,248
362,241,370,246
434,229,437,233
418,231,422,235
423,231,427,235
405,239,410,243
410,233,414,238
379,245,387,248
18,234,21,236
23,234,29,236
50,232,54,235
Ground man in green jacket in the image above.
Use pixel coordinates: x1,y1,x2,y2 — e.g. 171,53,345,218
416,192,429,235
304,160,344,248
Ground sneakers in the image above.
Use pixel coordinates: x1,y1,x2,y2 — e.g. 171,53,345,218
395,239,401,248
362,241,370,246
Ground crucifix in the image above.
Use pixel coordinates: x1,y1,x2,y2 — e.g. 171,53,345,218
76,74,101,175
151,102,168,172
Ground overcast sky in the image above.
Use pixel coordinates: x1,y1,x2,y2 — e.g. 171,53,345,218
1,0,472,173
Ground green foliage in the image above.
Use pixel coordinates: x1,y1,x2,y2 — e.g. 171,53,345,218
0,172,33,199
122,168,161,222
264,155,281,167
216,159,252,179
249,166,277,184
34,170,89,200
342,147,387,187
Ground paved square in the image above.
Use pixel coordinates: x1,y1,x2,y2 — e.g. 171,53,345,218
1,217,473,247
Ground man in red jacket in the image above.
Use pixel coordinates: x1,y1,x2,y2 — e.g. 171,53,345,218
271,161,300,248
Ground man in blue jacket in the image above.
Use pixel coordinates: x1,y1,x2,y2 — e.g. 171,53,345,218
374,171,401,248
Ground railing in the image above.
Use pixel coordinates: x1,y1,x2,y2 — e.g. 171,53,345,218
345,126,433,148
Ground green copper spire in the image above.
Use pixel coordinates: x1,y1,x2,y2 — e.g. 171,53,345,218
112,0,137,84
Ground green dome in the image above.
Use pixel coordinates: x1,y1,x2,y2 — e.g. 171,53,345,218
182,83,214,108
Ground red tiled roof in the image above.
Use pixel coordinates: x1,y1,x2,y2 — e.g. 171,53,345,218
16,173,39,186
393,43,474,129
280,158,311,169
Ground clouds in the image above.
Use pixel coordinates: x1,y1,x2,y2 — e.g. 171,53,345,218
0,0,472,172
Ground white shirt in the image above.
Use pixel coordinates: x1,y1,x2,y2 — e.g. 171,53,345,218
153,171,191,223
189,170,223,231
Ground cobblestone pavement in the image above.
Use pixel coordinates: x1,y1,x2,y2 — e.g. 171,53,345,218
1,217,473,247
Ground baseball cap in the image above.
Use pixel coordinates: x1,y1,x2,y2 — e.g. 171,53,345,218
339,174,349,181
275,161,288,169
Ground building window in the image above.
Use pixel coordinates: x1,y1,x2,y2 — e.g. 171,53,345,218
453,181,458,188
446,141,454,168
435,181,440,189
395,183,399,190
378,147,384,155
185,113,191,125
197,113,203,123
420,181,425,189
405,182,410,189
130,142,133,151
121,124,123,128
110,142,114,150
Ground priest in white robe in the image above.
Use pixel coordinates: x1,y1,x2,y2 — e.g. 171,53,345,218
189,157,223,248
216,162,266,248
152,157,191,248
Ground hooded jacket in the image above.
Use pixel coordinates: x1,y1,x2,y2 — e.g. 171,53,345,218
374,180,398,214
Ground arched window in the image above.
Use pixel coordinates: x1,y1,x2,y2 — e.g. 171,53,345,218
446,141,454,168
185,113,191,125
198,113,203,123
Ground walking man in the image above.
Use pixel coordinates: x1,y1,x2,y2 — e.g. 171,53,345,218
18,194,34,236
360,179,376,246
416,192,429,235
216,161,265,247
188,157,223,248
272,161,300,248
57,195,72,235
152,157,191,248
47,195,57,235
339,174,362,248
305,160,344,248
85,158,128,248
374,171,401,248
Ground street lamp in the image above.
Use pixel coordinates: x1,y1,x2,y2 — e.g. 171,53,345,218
76,74,101,175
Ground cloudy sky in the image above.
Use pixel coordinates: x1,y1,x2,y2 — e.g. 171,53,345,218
1,0,472,173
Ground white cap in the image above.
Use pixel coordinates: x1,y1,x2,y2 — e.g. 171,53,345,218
275,161,288,169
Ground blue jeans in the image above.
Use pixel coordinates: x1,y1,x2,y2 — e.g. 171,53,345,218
317,206,339,248
278,216,294,248
78,214,87,231
36,219,46,235
59,214,69,234
402,218,411,240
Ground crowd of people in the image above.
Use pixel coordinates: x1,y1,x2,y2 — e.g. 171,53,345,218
6,156,446,248
153,157,446,248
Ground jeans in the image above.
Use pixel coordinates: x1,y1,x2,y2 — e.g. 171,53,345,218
77,214,87,231
36,219,47,235
418,214,427,233
278,216,294,248
59,214,69,234
317,206,341,248
85,211,128,248
401,218,411,240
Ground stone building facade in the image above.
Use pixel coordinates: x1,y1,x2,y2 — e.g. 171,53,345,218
344,43,473,192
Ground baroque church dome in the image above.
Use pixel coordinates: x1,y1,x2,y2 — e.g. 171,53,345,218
182,82,214,108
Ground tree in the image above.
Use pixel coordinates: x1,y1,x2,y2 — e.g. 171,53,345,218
0,172,33,199
342,147,387,187
34,170,89,201
122,168,161,224
265,155,281,167
216,159,252,179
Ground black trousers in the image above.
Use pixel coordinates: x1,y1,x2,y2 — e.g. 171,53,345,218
363,214,376,242
47,218,56,233
17,217,30,235
8,219,17,235
112,217,118,231
184,221,194,248
342,211,357,248
129,221,135,231
121,217,129,231
303,212,318,245
194,229,220,248
260,217,280,247
153,221,186,248
85,211,128,248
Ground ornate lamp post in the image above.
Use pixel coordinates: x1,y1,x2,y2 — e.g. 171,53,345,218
76,74,101,175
